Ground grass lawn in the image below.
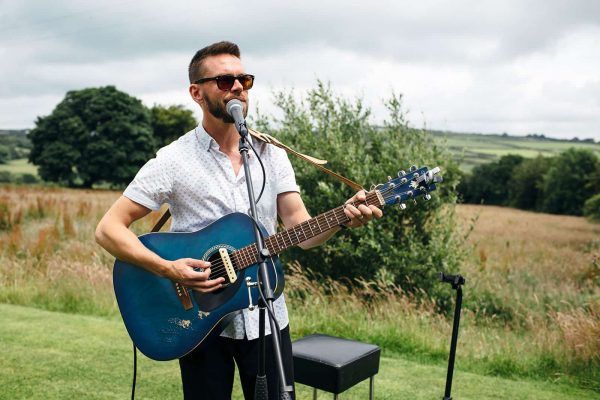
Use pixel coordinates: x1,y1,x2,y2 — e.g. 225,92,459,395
433,131,600,171
0,158,38,175
1,304,597,400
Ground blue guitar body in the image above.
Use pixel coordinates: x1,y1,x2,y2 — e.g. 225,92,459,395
113,213,283,361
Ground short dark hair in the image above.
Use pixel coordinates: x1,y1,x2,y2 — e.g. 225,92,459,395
188,41,241,83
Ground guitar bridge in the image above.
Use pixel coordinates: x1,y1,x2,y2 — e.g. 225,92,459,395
219,248,237,284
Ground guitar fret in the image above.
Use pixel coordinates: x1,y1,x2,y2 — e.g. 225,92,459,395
267,236,276,254
267,237,277,255
303,220,313,237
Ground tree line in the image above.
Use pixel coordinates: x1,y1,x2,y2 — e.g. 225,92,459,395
0,131,31,164
27,86,197,188
458,150,600,220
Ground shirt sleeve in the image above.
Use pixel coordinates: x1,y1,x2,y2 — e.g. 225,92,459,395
123,149,174,211
271,147,299,195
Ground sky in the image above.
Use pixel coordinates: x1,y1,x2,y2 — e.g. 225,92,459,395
1,0,599,141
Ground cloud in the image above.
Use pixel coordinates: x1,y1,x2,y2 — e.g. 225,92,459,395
1,0,599,139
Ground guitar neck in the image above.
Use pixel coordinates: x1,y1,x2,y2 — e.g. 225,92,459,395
232,190,384,270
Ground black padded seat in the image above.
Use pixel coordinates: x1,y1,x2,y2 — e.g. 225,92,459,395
292,334,381,399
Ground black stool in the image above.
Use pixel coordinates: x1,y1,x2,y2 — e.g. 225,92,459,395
292,334,381,399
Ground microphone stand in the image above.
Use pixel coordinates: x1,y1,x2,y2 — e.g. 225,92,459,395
235,120,293,400
439,272,465,400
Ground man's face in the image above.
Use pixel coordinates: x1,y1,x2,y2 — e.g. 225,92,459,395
193,54,249,124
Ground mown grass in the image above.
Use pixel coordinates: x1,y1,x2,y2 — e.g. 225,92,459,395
433,132,600,171
0,185,598,394
2,303,598,400
0,158,38,175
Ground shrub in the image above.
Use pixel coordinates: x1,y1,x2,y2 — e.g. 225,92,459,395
253,82,465,300
583,193,600,221
0,171,14,183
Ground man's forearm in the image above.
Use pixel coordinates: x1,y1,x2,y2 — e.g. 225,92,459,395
95,221,170,277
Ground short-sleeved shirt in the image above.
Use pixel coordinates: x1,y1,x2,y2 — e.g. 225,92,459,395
123,125,299,340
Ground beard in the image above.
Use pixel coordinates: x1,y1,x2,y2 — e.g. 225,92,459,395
205,95,248,124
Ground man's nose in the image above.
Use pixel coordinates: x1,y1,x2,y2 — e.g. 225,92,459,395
230,77,244,92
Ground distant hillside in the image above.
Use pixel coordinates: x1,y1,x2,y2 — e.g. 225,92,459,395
429,130,600,172
0,130,32,163
0,129,29,136
1,128,598,174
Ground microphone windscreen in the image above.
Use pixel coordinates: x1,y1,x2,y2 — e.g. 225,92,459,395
226,99,243,116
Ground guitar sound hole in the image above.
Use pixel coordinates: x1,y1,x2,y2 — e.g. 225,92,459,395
194,249,244,312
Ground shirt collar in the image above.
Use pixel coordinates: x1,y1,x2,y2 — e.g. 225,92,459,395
196,124,254,152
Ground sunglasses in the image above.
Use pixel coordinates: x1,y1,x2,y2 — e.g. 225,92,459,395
193,74,255,91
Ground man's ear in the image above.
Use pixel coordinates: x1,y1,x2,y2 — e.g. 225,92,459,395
189,85,204,106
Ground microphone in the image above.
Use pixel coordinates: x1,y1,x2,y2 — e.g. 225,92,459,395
226,99,248,137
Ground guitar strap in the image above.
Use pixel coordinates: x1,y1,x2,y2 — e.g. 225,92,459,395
149,128,364,232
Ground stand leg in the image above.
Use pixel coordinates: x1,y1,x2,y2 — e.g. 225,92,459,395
444,286,462,400
254,306,268,400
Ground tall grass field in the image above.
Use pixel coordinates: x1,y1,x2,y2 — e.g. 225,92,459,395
0,185,598,398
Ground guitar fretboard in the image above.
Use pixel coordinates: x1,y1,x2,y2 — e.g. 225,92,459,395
232,191,383,270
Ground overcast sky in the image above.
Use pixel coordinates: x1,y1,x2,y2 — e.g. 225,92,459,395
1,0,599,140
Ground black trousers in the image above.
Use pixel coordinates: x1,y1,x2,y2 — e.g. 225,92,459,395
179,326,295,400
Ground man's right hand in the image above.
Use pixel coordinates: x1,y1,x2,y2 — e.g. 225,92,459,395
165,258,225,293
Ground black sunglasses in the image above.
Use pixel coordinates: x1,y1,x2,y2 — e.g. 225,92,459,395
193,74,255,91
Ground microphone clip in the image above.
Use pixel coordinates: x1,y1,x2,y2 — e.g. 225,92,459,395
236,121,249,138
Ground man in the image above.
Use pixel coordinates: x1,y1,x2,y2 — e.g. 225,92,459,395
95,41,382,400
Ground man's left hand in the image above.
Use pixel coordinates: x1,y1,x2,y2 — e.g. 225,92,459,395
342,190,383,229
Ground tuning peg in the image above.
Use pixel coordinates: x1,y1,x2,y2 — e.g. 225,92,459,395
434,175,443,183
410,165,418,172
387,176,393,182
424,193,432,201
398,203,407,210
398,170,406,177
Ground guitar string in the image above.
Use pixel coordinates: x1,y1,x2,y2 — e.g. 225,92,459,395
201,183,420,281
203,203,356,280
199,180,426,281
204,195,374,278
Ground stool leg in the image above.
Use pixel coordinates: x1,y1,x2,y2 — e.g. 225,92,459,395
369,376,374,400
333,394,338,400
313,387,317,400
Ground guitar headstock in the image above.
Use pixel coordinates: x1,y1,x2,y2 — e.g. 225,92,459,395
373,166,442,209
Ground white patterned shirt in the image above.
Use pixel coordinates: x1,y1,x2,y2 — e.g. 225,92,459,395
123,125,298,340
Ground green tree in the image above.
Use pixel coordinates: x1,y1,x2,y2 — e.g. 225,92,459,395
0,144,9,164
541,148,598,215
253,82,464,298
150,105,198,148
508,155,553,210
583,193,600,221
28,86,155,187
461,154,524,205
